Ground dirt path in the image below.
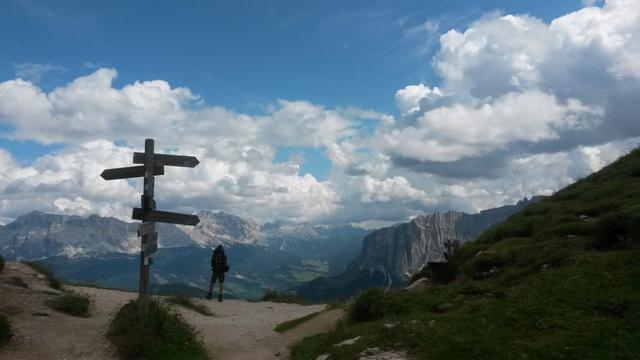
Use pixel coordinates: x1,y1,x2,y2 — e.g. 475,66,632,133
179,299,343,360
0,262,343,360
0,262,134,360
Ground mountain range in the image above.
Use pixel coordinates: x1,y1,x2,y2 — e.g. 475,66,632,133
0,210,368,298
0,198,537,300
295,197,541,300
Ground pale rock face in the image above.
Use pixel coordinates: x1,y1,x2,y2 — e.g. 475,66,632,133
0,210,192,260
177,210,266,247
355,198,540,281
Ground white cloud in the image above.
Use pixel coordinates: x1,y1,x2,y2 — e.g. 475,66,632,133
0,0,639,227
384,0,640,175
395,84,442,116
381,90,602,162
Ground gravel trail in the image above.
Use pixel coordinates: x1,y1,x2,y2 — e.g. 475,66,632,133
0,262,343,360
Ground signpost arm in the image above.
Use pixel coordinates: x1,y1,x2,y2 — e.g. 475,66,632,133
139,138,155,319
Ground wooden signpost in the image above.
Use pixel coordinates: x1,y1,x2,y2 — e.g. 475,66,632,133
101,139,200,319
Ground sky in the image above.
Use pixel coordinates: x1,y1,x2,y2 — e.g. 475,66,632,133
0,0,638,227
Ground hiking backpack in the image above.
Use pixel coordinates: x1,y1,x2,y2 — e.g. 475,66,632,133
212,248,227,272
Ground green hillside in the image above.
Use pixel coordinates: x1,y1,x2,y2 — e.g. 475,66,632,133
292,148,640,359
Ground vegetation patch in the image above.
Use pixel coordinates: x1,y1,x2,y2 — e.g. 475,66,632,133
0,314,12,347
261,288,307,304
292,148,640,359
47,292,92,317
107,299,208,360
166,296,215,317
275,311,322,333
348,288,391,323
0,256,4,274
23,261,62,290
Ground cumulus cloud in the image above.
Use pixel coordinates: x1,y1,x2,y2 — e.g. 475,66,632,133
395,84,443,116
0,69,399,224
0,0,638,226
382,90,602,163
384,0,640,178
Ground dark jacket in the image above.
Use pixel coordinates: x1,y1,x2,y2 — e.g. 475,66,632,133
211,248,229,273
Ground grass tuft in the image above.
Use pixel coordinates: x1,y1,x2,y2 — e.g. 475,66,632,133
47,292,92,317
275,311,322,333
0,314,12,347
23,261,61,290
166,296,215,317
261,288,307,304
347,288,391,323
107,299,208,360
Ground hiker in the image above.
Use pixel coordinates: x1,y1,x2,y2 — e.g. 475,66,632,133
207,245,229,302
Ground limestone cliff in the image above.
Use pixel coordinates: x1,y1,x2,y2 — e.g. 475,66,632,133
354,197,541,283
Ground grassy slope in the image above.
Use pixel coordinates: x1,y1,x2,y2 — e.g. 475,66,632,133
292,148,640,359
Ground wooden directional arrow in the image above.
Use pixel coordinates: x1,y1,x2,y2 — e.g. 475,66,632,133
132,208,200,226
133,152,199,168
101,165,164,180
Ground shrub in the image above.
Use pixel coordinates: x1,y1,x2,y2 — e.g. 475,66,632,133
261,289,306,304
47,292,92,317
23,261,61,290
590,212,635,250
0,314,11,347
348,288,389,323
427,260,460,284
166,296,214,317
107,299,208,360
0,256,4,274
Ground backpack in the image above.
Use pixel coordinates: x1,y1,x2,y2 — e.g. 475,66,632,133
212,248,227,273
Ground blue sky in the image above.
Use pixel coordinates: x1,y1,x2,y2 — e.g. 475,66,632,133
0,0,637,225
0,0,586,174
1,0,585,113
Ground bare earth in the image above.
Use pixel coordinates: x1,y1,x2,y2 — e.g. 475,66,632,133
0,262,343,360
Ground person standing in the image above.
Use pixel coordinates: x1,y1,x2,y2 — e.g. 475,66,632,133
207,245,229,302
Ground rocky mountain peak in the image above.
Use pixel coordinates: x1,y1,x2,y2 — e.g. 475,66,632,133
179,210,265,247
354,198,540,283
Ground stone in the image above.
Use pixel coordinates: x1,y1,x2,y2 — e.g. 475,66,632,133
403,277,430,291
335,336,362,347
358,348,408,360
383,323,397,329
315,355,330,360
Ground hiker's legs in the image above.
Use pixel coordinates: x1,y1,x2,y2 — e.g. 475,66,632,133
207,273,217,299
217,272,225,302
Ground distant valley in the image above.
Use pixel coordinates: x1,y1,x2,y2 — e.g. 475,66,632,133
0,210,368,299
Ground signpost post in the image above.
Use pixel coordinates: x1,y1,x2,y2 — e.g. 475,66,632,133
101,138,200,319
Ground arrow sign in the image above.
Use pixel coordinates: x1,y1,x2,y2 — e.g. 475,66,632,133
133,152,199,168
101,165,164,180
132,208,200,226
137,222,156,237
142,232,158,256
